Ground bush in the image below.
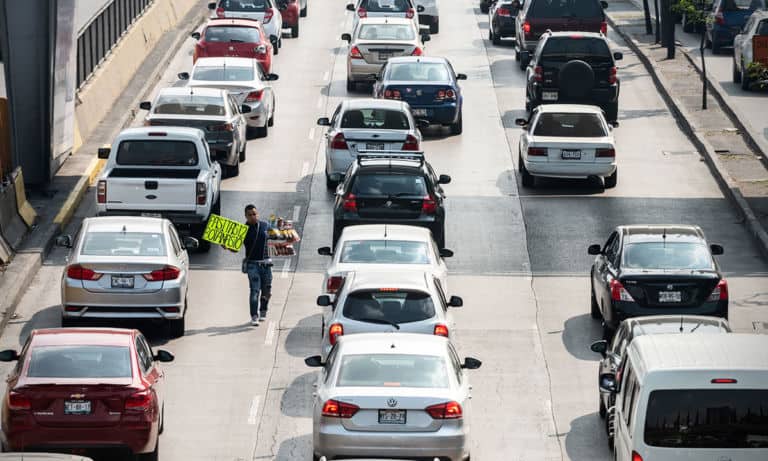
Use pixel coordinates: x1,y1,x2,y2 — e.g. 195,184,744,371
747,62,768,89
671,0,708,24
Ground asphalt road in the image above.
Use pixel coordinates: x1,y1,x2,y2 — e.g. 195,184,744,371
1,0,768,460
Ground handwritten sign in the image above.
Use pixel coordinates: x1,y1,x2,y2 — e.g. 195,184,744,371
755,36,768,66
202,214,248,251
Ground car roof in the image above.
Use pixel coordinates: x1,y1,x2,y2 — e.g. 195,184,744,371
547,31,605,39
30,328,135,347
387,56,448,65
357,17,415,26
625,315,730,336
536,104,605,114
340,224,432,242
618,224,704,244
118,126,205,140
83,216,167,234
193,56,256,68
206,18,261,28
157,86,226,98
346,271,430,292
343,98,408,111
337,332,449,356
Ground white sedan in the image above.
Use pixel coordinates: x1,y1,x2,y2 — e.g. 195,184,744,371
515,104,618,188
317,224,451,297
733,10,768,91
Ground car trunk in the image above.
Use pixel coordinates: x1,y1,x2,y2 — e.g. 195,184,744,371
357,42,417,64
384,82,450,105
356,194,425,219
200,40,259,60
333,388,455,432
105,168,201,213
73,257,171,293
147,115,232,144
540,58,614,88
619,270,720,308
529,136,613,162
343,129,412,152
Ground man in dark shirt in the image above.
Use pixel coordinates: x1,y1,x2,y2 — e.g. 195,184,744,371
240,204,273,326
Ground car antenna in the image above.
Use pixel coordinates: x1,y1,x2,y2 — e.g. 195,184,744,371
679,315,684,333
122,225,127,233
384,225,388,248
662,227,667,247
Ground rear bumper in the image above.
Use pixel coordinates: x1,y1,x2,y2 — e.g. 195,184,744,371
710,25,740,46
4,424,155,454
524,159,616,179
608,300,728,328
246,102,269,128
348,60,384,82
409,102,460,124
326,148,356,176
96,210,207,226
531,84,619,106
493,17,516,36
62,283,185,320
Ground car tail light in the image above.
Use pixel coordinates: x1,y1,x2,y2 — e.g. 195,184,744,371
405,7,415,18
422,195,437,214
425,401,463,419
357,7,367,18
523,21,531,37
196,182,207,205
632,452,643,461
208,123,234,132
434,324,449,337
327,275,345,293
596,148,615,158
328,323,344,345
264,7,274,23
383,89,402,100
147,132,167,137
97,179,107,204
436,89,456,101
7,392,31,411
162,306,180,313
342,193,357,212
527,147,547,156
215,7,225,17
534,66,543,82
349,46,363,59
708,279,728,302
601,21,608,35
66,264,102,281
143,265,181,281
402,134,419,151
245,90,264,102
330,133,348,150
322,399,359,418
608,66,617,84
715,9,724,25
411,47,423,56
610,279,633,302
711,378,737,384
498,7,511,16
125,389,152,411
64,306,84,312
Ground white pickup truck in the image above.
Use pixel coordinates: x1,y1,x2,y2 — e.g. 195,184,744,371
95,127,222,251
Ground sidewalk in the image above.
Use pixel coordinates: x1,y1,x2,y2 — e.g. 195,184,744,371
606,0,768,256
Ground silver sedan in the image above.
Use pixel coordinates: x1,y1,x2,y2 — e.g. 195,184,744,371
57,216,198,338
305,333,481,461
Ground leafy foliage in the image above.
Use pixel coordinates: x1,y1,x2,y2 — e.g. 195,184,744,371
671,0,709,24
747,61,768,89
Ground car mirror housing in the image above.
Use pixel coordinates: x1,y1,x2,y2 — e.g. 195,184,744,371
139,101,152,111
183,237,200,250
417,5,425,12
590,340,608,358
317,295,332,307
346,3,356,11
207,2,217,9
515,118,528,127
437,174,451,184
317,117,331,126
177,72,190,80
0,349,19,362
191,31,201,40
448,296,463,307
588,244,602,255
97,146,111,159
55,234,73,248
421,34,431,42
613,51,623,61
266,73,280,81
439,248,454,258
341,33,352,42
317,246,333,256
710,243,724,255
461,357,482,369
305,355,324,367
600,0,609,8
456,73,468,80
417,119,430,129
154,350,175,362
599,373,617,393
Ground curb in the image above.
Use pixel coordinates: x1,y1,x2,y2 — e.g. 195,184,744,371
607,15,768,259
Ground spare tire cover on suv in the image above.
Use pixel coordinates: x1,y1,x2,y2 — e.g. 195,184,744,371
558,60,595,100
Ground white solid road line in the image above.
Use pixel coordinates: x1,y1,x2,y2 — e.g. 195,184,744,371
300,161,310,178
292,205,301,221
322,70,329,82
308,126,315,140
280,258,291,279
247,396,261,425
316,96,323,109
264,321,276,346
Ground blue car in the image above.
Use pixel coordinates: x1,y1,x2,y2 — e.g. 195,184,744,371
373,56,467,134
706,0,767,54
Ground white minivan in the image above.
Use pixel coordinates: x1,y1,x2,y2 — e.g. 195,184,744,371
608,333,768,461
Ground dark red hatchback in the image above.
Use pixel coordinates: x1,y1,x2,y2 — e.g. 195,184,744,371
0,328,174,458
192,18,274,73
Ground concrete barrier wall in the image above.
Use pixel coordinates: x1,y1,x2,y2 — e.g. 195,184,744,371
74,0,202,146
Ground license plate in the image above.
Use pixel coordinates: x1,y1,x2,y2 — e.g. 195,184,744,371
365,142,385,151
561,150,582,160
64,400,91,415
542,91,558,101
379,52,394,61
140,212,161,218
111,275,135,289
378,409,406,424
412,108,428,116
659,291,682,303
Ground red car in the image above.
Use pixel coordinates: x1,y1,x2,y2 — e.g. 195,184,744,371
280,0,300,37
192,18,274,74
0,328,174,458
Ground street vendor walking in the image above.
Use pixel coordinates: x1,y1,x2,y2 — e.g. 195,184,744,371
237,204,273,326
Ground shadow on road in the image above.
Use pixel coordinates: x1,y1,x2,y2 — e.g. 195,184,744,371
564,412,611,461
562,313,603,362
281,371,316,418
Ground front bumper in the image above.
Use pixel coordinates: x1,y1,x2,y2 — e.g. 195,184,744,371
524,159,616,179
608,299,728,328
62,283,185,320
348,60,383,82
711,26,740,47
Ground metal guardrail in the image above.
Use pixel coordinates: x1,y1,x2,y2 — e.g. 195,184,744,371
76,0,155,89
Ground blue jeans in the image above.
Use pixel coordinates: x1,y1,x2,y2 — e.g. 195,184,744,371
246,262,273,318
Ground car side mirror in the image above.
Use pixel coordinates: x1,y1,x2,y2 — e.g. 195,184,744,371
439,248,454,258
599,373,617,393
183,236,200,250
588,244,602,255
437,174,451,184
590,340,608,358
55,234,73,248
448,296,463,307
241,104,252,114
191,31,201,40
153,350,175,362
461,357,482,369
456,73,467,80
317,295,332,307
421,34,431,42
341,33,352,42
318,246,333,256
139,101,152,111
600,0,608,8
270,34,278,45
305,355,324,367
417,119,430,129
207,2,217,9
335,183,344,195
177,72,190,80
519,51,531,67
417,5,425,12
265,73,279,81
317,117,331,126
0,350,19,362
710,243,724,255
613,51,623,61
515,118,528,127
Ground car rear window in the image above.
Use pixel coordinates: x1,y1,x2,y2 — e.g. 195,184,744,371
533,113,607,137
530,0,603,18
622,242,715,271
340,240,429,264
116,140,198,166
193,66,254,81
204,26,262,43
633,321,729,335
81,232,167,257
218,0,268,12
343,290,436,324
337,354,449,388
27,346,132,378
358,24,415,41
645,389,768,448
724,0,766,10
341,109,410,129
154,95,226,116
387,62,450,81
541,37,612,61
352,173,427,196
360,0,412,13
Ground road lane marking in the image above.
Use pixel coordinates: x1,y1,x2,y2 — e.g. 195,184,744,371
316,96,323,109
300,161,310,178
247,396,260,425
280,258,291,278
308,127,315,140
322,71,329,82
292,205,301,221
264,321,276,345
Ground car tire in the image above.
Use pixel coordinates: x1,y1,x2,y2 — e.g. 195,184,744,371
602,322,615,341
325,172,336,190
591,285,601,320
268,111,275,127
346,77,355,92
604,168,617,189
488,28,493,41
605,101,618,123
159,404,165,434
169,310,185,338
433,227,446,249
519,54,527,70
492,30,501,45
256,123,268,138
449,112,463,135
741,61,751,91
137,439,159,461
430,18,439,34
480,3,489,13
300,3,307,17
239,143,246,163
292,22,299,38
733,59,742,83
599,398,607,419
519,155,534,188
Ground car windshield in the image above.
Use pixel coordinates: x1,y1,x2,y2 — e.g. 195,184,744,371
337,354,449,388
193,66,254,81
622,242,715,271
340,240,430,264
533,113,607,137
343,290,436,324
116,140,198,166
541,37,612,62
81,232,167,257
358,24,415,41
204,26,261,43
645,389,768,448
341,109,410,129
27,345,132,378
387,62,450,81
219,0,268,11
530,0,604,17
360,0,412,13
351,173,427,196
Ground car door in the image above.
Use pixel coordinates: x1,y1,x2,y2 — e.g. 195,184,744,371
230,95,246,149
447,343,471,411
257,64,275,118
429,238,448,286
168,223,189,298
136,334,164,416
593,231,619,313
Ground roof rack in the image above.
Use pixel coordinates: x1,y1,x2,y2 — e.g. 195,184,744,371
356,150,425,165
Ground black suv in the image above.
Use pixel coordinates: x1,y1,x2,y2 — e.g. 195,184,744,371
522,31,622,121
332,151,451,248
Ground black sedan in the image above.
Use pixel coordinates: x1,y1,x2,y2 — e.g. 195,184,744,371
488,0,520,45
588,225,728,339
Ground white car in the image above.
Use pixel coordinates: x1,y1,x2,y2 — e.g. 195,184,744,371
305,333,482,461
317,99,427,187
515,104,617,188
178,56,279,139
347,0,424,34
733,10,768,91
317,224,451,297
416,0,439,33
208,0,284,51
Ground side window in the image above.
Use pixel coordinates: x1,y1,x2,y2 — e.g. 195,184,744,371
430,239,441,261
169,225,181,255
447,344,463,385
230,96,240,115
14,338,31,376
324,345,338,383
135,336,153,374
621,364,636,424
627,381,641,434
330,105,342,127
604,232,620,266
433,278,448,312
609,324,626,354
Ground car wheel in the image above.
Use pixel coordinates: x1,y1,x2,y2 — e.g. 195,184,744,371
519,155,534,187
515,46,521,61
430,18,439,34
159,404,165,434
519,54,527,70
239,143,246,163
325,172,336,190
733,59,742,83
492,30,501,45
137,438,159,461
602,322,615,341
291,22,299,38
256,123,268,138
268,111,275,127
449,112,463,135
741,61,751,91
604,168,617,189
488,28,493,41
591,285,601,319
599,398,606,419
300,3,307,17
169,315,185,338
605,101,618,123
346,77,355,92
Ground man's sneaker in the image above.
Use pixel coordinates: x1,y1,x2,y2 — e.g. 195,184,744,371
259,311,267,321
251,315,260,326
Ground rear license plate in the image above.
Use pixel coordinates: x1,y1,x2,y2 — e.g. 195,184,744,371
365,142,385,151
378,409,406,424
542,91,558,101
412,108,428,116
64,400,91,415
561,150,582,160
379,52,394,60
659,291,682,303
111,275,135,289
140,212,161,218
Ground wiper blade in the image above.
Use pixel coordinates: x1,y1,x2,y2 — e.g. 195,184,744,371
355,317,401,329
